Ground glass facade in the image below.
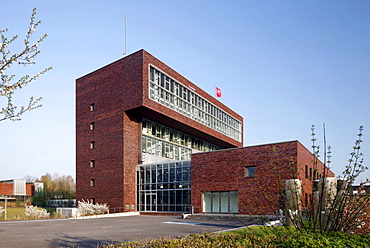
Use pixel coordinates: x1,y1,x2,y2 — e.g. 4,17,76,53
149,65,242,142
203,191,238,213
137,160,191,212
142,119,220,160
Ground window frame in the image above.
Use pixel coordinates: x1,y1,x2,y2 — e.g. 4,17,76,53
90,103,95,112
148,65,242,142
245,166,256,178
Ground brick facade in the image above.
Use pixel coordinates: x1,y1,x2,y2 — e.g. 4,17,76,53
76,49,243,210
191,141,334,215
0,182,36,197
0,183,13,196
76,49,334,214
26,184,35,196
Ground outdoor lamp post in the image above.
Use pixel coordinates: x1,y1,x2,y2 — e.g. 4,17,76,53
4,196,7,220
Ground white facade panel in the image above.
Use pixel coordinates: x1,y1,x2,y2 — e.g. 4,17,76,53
13,179,26,195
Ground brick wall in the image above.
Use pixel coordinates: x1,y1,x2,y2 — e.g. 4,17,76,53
75,50,143,208
76,49,243,210
296,142,335,207
122,112,141,210
0,183,13,195
191,141,334,215
26,184,35,196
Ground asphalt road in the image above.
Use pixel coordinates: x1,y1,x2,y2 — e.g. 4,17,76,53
0,215,246,248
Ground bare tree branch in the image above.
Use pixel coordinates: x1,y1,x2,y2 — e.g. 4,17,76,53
0,8,52,122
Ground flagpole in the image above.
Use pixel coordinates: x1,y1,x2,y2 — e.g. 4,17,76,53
124,14,127,56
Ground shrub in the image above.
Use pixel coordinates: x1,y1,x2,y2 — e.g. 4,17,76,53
24,205,50,219
247,126,370,235
103,229,370,247
77,199,109,216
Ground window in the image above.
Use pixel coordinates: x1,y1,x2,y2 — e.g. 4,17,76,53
305,165,308,178
245,166,256,178
148,65,242,142
90,122,95,131
90,141,95,149
90,103,95,112
137,161,191,212
90,179,95,187
90,160,95,168
305,193,309,206
141,118,220,155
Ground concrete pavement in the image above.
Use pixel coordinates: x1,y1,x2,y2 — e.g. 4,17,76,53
0,215,247,248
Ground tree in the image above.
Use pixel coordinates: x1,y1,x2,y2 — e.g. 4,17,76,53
0,8,52,122
33,173,76,206
22,175,37,183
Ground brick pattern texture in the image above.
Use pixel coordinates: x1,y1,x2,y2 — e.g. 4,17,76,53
191,141,334,215
76,49,243,210
0,183,35,196
0,183,13,195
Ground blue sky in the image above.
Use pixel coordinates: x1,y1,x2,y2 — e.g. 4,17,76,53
1,0,369,183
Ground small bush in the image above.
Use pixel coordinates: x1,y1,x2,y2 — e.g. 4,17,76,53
77,199,109,216
103,228,370,248
24,205,50,219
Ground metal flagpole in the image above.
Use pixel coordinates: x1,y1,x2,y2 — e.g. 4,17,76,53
124,14,127,56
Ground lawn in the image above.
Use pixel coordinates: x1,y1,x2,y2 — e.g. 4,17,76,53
2,207,25,220
105,227,370,247
1,207,57,220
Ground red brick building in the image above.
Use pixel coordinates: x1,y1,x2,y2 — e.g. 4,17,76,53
76,49,243,211
0,179,42,202
191,141,334,214
76,49,333,214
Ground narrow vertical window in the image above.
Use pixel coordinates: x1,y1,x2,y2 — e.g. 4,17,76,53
90,122,95,131
305,193,309,205
305,165,308,178
245,166,256,178
90,103,95,112
90,179,95,187
90,160,95,168
90,141,95,149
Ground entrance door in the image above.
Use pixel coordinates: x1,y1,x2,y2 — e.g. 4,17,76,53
203,191,238,213
144,193,157,211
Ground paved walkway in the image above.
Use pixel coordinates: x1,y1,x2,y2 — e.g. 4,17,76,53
0,215,248,248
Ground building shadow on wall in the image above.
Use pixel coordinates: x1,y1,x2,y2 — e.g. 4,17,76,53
46,233,125,248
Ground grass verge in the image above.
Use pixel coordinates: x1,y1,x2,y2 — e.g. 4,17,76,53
3,207,25,220
1,207,58,220
104,227,370,247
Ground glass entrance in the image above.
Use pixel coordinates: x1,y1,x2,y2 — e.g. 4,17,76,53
137,160,191,212
203,191,238,213
145,193,157,211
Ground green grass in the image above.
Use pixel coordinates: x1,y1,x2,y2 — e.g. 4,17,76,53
231,225,298,235
1,207,57,220
3,207,26,220
104,227,370,248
